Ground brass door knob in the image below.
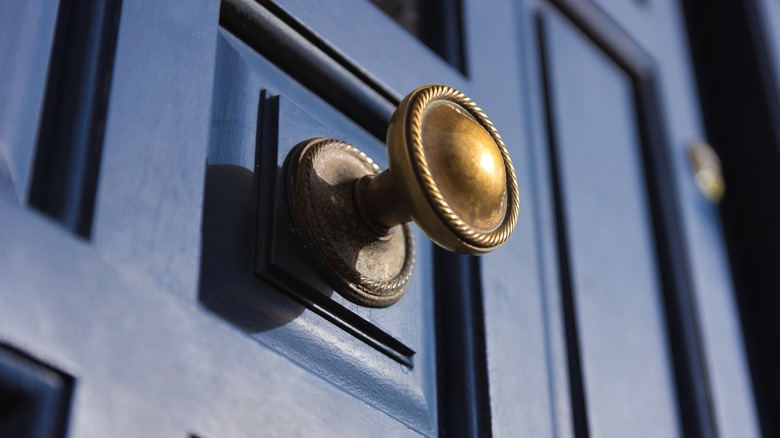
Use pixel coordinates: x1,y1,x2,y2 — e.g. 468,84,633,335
687,140,725,203
286,85,519,307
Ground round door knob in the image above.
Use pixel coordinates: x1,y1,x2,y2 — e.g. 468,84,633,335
355,84,519,254
286,85,519,307
687,140,725,203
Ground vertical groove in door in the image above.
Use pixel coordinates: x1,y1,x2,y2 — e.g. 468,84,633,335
434,250,492,437
29,0,123,237
536,16,591,438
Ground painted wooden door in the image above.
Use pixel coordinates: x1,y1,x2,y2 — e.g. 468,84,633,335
0,0,763,436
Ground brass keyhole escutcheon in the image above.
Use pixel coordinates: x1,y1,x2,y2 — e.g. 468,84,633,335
286,85,520,307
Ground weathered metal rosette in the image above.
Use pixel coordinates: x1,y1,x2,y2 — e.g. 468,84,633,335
286,138,415,308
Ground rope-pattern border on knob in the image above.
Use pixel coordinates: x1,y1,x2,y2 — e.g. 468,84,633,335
406,85,520,249
291,139,415,307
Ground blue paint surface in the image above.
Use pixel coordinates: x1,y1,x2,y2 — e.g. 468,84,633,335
0,0,758,435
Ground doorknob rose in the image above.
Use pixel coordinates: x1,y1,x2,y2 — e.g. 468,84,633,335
286,85,519,307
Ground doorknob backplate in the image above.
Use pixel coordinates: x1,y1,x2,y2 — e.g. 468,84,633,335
286,138,415,308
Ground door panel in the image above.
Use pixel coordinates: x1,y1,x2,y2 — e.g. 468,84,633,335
573,1,760,436
541,14,680,437
89,0,219,300
200,30,437,433
214,1,561,436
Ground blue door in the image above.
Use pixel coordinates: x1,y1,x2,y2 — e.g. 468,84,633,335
0,0,765,436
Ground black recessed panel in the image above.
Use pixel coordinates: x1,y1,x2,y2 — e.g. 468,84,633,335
0,345,73,438
29,0,122,237
367,0,466,72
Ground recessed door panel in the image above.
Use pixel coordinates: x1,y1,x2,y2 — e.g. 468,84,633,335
541,13,681,437
199,30,436,434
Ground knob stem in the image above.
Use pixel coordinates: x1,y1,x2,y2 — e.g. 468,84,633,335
354,170,411,237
